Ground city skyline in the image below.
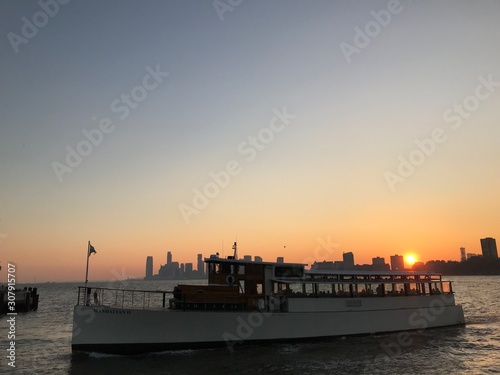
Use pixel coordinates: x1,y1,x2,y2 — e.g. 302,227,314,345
145,251,206,280
142,237,498,282
1,1,500,282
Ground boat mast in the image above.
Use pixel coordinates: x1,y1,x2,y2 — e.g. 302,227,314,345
232,242,237,260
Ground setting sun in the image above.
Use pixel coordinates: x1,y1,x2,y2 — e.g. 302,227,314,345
405,255,416,266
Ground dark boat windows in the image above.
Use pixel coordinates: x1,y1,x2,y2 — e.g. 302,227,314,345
275,266,304,278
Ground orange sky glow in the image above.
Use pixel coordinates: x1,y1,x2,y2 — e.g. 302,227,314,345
1,1,499,283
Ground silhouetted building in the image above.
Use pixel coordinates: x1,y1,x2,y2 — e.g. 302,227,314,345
412,261,425,271
390,255,404,271
145,256,153,279
460,247,466,262
180,263,185,278
197,254,204,277
155,251,207,280
372,257,390,271
185,263,193,278
158,261,180,279
480,238,498,259
343,252,355,270
467,253,480,260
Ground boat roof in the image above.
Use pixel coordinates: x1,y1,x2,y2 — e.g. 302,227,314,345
204,256,307,267
306,269,439,277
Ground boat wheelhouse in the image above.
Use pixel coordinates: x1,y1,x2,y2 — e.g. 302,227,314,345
72,251,465,354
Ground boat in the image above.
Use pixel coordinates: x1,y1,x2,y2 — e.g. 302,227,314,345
71,245,465,354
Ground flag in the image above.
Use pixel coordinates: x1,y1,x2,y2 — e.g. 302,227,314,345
88,243,97,257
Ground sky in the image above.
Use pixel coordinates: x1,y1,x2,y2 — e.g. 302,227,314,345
1,0,499,283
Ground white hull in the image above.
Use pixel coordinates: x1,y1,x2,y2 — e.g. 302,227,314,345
72,295,465,354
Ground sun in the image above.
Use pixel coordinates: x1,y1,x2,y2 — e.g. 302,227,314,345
405,255,416,265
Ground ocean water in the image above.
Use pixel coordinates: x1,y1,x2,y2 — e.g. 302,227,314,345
0,276,499,375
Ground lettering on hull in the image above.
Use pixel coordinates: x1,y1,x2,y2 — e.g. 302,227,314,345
93,308,131,315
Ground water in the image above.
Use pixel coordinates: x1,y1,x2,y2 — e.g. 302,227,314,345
1,276,499,374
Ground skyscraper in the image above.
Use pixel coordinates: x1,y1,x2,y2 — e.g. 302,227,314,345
480,237,498,259
197,254,204,277
343,252,355,270
167,251,172,265
185,263,193,277
390,255,404,271
460,247,466,262
145,256,153,279
372,257,389,271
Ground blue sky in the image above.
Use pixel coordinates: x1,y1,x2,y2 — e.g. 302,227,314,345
1,0,500,281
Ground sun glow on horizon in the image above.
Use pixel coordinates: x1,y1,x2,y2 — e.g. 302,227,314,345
405,255,416,266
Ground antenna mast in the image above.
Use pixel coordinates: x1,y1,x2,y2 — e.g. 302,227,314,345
232,241,237,260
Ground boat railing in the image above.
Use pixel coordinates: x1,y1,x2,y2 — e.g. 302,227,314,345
76,286,173,310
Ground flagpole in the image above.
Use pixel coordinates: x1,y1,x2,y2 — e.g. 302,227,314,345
84,241,90,305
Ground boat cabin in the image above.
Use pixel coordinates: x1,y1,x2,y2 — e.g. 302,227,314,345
170,254,306,311
169,253,454,312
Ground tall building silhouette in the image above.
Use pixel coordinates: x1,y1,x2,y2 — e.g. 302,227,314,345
480,238,498,259
145,256,153,279
460,247,466,262
372,257,389,271
343,252,354,270
390,255,404,271
167,251,172,265
197,254,204,277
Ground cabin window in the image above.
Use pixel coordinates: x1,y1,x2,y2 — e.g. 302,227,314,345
217,263,231,274
337,283,349,296
388,283,405,296
274,266,304,278
209,263,216,275
305,284,314,297
350,284,357,296
359,284,376,296
257,283,263,295
289,283,302,296
431,282,442,294
274,283,287,295
420,283,427,295
318,284,332,297
239,280,245,294
408,283,420,295
238,266,245,275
